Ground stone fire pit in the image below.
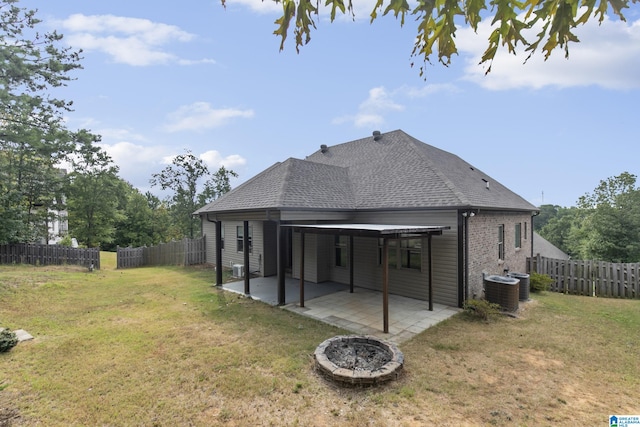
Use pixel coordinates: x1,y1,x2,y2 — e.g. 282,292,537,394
314,335,404,386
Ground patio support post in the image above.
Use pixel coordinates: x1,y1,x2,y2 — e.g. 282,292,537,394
349,235,354,293
243,221,250,295
277,222,286,305
428,233,433,311
299,231,305,307
215,221,223,286
382,238,389,333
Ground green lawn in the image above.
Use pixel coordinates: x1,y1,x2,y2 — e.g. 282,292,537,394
1,254,639,426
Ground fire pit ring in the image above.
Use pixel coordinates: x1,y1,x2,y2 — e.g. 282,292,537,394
314,335,404,386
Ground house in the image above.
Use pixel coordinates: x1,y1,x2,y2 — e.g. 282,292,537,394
533,231,570,260
195,130,538,316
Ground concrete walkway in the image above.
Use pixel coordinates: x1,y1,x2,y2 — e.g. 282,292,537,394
222,277,460,344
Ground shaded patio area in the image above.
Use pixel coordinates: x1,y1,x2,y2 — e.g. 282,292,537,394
222,277,460,344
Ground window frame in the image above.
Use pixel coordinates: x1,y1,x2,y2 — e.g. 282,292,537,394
515,223,522,249
236,225,253,253
400,238,422,270
334,235,348,267
379,238,421,270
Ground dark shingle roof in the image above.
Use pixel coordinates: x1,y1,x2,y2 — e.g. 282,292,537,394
533,232,570,260
196,130,537,214
195,158,354,213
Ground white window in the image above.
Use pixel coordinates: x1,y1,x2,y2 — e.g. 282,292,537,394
237,226,252,253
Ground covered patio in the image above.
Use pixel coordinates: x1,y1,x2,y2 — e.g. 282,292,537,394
222,277,460,344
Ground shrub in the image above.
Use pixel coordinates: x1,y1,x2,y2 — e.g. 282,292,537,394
463,299,501,321
58,235,74,247
530,272,553,293
0,329,18,353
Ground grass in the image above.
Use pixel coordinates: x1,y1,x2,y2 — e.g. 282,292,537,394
1,253,639,426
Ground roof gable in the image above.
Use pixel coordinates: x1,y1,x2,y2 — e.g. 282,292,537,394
197,130,537,214
195,158,353,213
306,130,536,210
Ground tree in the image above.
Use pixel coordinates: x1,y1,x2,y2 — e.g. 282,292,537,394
151,150,237,239
533,204,562,231
108,186,175,251
538,206,581,256
0,0,81,243
197,165,238,206
65,131,123,248
573,172,640,262
231,0,639,77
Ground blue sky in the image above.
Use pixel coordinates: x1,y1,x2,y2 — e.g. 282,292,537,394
23,0,640,208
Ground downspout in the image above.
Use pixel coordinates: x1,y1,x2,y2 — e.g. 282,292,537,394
457,211,465,308
530,211,539,273
460,209,476,304
464,213,469,302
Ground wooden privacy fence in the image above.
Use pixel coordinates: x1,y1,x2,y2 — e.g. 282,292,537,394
116,237,206,269
0,243,100,269
530,255,639,299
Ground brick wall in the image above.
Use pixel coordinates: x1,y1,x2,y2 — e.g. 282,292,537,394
467,211,532,299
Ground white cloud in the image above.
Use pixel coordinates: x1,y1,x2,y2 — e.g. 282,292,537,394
333,82,464,127
224,0,282,14
100,140,167,170
225,0,380,21
58,14,215,66
98,141,246,193
456,14,640,90
403,83,461,98
164,102,255,132
359,87,404,112
96,140,169,190
333,86,404,128
200,150,247,169
96,128,148,143
178,58,217,66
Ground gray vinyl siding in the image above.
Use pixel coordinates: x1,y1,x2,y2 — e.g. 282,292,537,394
202,219,218,266
351,210,459,307
262,221,278,276
202,219,265,275
281,210,353,222
292,232,321,282
291,210,459,307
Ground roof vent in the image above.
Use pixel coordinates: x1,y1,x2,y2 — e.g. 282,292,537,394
320,144,328,153
372,130,382,141
482,178,490,189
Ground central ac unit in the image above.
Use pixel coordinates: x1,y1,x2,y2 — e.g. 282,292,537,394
232,264,244,278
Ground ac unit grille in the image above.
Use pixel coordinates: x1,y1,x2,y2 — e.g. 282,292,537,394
232,264,244,278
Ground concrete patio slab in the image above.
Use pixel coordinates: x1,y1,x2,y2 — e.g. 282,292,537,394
221,277,460,344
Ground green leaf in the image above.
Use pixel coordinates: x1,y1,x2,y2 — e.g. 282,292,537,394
261,0,636,77
325,0,346,21
383,0,412,25
273,0,296,51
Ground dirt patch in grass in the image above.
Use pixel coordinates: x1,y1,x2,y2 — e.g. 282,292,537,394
1,260,639,425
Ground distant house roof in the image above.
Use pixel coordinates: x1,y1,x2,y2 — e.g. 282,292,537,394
533,232,570,260
196,130,538,214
